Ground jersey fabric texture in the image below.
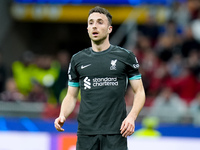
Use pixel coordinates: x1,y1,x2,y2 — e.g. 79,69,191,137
68,45,141,135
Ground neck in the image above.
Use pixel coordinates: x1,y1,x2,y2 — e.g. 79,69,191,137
91,37,110,52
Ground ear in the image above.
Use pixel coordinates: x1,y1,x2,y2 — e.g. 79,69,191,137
108,26,112,34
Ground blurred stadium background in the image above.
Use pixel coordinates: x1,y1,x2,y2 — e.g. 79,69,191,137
0,0,200,149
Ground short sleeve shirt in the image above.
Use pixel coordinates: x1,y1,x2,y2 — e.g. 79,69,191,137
68,45,141,135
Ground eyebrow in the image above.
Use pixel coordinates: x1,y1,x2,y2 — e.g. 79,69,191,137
88,18,104,23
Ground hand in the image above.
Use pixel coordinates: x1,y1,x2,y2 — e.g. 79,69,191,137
120,115,135,137
54,116,66,132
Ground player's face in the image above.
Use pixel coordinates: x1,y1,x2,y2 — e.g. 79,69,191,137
87,13,112,43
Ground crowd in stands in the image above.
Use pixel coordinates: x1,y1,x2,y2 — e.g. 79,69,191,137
128,0,200,125
0,1,200,125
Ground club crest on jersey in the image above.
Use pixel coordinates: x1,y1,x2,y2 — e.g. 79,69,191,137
110,59,117,70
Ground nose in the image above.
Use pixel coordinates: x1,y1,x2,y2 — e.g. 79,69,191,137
92,22,97,29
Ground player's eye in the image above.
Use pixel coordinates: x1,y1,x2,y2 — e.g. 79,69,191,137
98,21,103,24
89,21,93,25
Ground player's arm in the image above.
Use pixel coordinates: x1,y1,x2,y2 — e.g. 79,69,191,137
54,86,79,132
120,79,145,137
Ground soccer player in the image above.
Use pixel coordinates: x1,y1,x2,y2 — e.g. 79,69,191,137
54,6,146,150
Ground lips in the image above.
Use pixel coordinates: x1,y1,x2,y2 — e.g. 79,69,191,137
92,31,99,36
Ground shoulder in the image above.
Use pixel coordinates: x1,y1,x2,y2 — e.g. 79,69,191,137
111,45,137,62
111,45,135,56
112,45,131,53
71,47,91,60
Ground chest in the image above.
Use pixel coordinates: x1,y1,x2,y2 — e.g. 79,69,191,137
76,56,126,77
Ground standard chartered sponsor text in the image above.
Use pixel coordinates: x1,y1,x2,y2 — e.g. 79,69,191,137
93,77,118,87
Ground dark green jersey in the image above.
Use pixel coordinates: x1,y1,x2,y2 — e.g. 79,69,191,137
68,45,141,135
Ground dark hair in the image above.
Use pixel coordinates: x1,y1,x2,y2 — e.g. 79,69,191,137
88,6,112,25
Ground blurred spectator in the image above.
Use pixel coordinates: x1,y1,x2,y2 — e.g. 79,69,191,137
187,49,200,78
32,54,61,103
171,1,190,28
191,9,200,42
156,34,174,62
148,62,171,96
12,52,61,103
187,0,200,21
159,19,183,36
181,26,200,58
137,14,160,47
52,50,71,103
189,92,200,126
140,49,160,90
0,78,25,102
0,52,6,93
134,116,161,137
12,51,35,95
149,87,187,123
32,54,60,88
167,52,184,77
27,82,48,103
168,67,199,105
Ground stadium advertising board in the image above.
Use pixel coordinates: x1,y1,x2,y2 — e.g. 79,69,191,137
0,131,200,150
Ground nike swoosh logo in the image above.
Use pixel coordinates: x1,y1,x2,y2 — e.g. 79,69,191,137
81,64,91,69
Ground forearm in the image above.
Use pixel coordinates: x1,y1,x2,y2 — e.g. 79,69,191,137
54,86,79,132
128,79,146,121
120,80,145,137
59,95,77,119
128,89,145,121
59,86,79,119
